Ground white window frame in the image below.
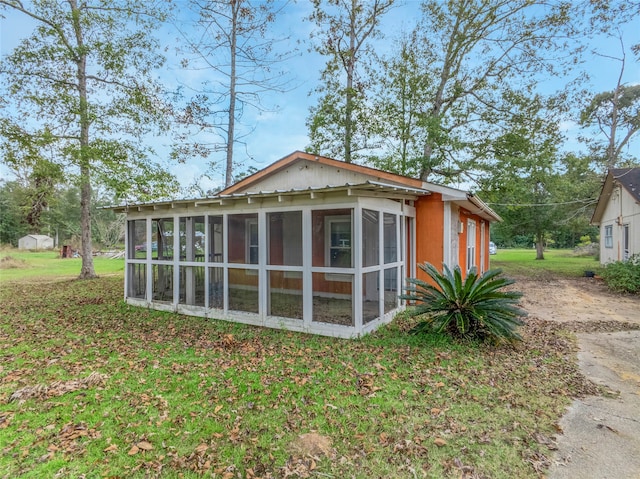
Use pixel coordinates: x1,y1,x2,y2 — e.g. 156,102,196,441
466,219,476,273
246,217,259,270
604,224,613,248
324,215,353,268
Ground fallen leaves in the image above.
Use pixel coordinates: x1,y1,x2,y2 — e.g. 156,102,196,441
8,371,108,403
0,278,602,478
128,440,154,456
434,437,448,447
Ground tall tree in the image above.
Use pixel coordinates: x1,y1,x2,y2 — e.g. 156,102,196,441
411,0,585,183
307,0,394,163
177,0,292,188
0,0,178,278
580,44,640,169
478,93,565,260
368,32,435,176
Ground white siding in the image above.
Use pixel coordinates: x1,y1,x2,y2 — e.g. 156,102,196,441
599,185,640,263
239,159,407,192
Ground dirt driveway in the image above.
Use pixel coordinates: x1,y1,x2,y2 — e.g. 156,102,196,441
515,276,640,479
516,276,640,328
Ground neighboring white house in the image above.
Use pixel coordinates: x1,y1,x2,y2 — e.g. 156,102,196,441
18,234,54,250
592,168,640,264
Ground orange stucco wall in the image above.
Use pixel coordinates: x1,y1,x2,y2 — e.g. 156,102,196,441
415,194,444,282
415,196,492,279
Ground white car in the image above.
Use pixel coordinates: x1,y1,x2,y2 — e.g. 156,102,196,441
489,241,497,255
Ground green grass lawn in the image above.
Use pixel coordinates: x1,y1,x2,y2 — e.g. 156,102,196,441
0,255,595,478
490,248,600,279
0,249,124,282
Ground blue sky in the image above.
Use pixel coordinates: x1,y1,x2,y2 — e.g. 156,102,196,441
1,1,639,194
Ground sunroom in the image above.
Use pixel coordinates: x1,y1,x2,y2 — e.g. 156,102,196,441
119,182,426,338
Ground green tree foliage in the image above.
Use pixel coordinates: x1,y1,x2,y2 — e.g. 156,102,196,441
176,0,292,188
0,180,124,249
0,181,30,245
408,0,584,183
368,32,435,176
307,0,394,163
401,263,526,343
478,93,567,259
581,79,640,168
0,0,178,278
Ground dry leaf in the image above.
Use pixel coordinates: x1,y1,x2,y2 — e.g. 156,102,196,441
103,444,118,452
434,437,447,447
136,441,153,451
195,443,208,453
128,445,139,455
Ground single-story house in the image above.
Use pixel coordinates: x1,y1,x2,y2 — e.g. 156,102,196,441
18,234,54,250
113,151,501,338
592,168,640,264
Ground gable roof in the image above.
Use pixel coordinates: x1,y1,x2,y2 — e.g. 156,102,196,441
219,150,424,194
591,168,640,224
110,150,501,222
220,151,501,221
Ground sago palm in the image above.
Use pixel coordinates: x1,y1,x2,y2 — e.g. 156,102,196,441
401,263,526,343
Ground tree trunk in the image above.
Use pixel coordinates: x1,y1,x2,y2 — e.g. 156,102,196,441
225,1,238,188
344,0,356,164
535,232,545,260
79,164,96,277
71,0,97,279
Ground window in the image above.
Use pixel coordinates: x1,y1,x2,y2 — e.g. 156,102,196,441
604,225,613,248
312,209,353,268
247,218,258,264
466,219,476,272
326,216,352,267
228,213,258,264
623,224,630,261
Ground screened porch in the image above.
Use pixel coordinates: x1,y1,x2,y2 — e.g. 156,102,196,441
121,187,420,338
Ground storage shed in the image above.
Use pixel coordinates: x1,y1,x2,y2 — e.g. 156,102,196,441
18,234,54,250
113,151,501,338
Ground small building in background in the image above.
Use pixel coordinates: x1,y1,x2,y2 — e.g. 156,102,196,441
18,234,54,251
592,168,640,264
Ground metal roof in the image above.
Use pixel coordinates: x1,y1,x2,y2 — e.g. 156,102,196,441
108,180,431,213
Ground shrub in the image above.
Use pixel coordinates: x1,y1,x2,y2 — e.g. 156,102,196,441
600,255,640,294
401,263,526,343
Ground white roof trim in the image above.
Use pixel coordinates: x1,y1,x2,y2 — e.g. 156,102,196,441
108,181,431,213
